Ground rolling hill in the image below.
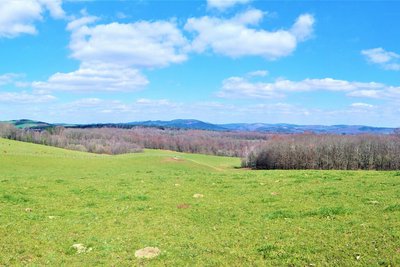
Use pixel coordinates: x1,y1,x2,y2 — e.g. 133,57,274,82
0,119,53,129
0,138,399,265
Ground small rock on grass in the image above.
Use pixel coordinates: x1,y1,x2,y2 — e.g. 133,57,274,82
193,193,204,198
72,244,92,254
135,247,161,259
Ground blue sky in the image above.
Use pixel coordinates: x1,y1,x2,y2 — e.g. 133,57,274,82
0,0,399,126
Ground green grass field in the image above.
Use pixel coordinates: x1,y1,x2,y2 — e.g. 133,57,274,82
0,138,399,266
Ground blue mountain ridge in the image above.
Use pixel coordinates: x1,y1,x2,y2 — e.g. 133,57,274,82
3,119,397,134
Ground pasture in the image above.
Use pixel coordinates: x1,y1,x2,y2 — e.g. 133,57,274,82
0,138,399,266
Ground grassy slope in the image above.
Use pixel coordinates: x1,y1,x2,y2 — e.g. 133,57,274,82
0,138,399,266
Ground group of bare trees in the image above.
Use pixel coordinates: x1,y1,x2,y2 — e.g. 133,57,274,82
242,134,400,170
0,125,142,154
0,124,265,157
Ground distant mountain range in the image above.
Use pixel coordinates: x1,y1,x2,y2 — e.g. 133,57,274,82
1,119,398,135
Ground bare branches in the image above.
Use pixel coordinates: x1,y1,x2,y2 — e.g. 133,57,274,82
243,134,400,170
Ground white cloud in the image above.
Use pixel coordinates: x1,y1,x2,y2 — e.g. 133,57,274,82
1,95,398,127
68,17,189,68
218,75,389,99
28,10,314,94
348,85,400,100
251,103,312,116
347,90,383,99
207,0,252,10
350,102,374,108
66,15,98,31
290,14,315,42
55,97,184,122
185,10,314,59
136,98,173,106
69,98,103,107
0,92,56,104
362,47,400,71
0,73,22,86
39,0,65,19
32,65,149,92
0,0,65,38
247,70,269,77
232,8,264,25
30,14,190,93
219,77,285,98
18,9,314,97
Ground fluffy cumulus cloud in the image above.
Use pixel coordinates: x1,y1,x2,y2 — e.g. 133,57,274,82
218,74,400,99
27,8,315,93
67,16,189,68
362,47,400,71
32,14,192,92
207,0,251,10
185,10,314,59
0,0,65,38
31,14,190,92
32,64,149,92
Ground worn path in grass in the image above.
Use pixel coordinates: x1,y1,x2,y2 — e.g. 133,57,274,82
0,138,399,266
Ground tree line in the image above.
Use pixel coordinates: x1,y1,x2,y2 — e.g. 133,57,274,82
2,124,400,170
0,124,265,157
242,134,400,170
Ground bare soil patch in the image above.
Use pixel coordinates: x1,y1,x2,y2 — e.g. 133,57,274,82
162,157,185,163
135,247,161,259
177,203,191,209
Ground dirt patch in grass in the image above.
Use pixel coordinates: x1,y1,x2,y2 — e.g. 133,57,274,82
135,247,161,259
177,203,191,209
162,157,184,163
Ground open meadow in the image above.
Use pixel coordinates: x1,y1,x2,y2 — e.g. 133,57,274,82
0,138,399,266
